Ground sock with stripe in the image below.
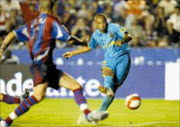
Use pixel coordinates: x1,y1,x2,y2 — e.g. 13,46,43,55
98,75,114,111
99,84,118,111
5,95,38,125
73,88,91,116
2,94,20,104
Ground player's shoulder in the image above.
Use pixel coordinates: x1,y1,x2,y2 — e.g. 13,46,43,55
108,23,121,28
47,15,63,25
92,30,101,37
39,14,61,26
109,23,126,32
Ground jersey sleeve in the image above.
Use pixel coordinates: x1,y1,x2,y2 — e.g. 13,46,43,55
52,21,71,42
13,25,29,42
114,23,127,38
88,35,98,49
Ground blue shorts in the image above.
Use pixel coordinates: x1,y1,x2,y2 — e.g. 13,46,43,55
30,63,63,90
103,53,131,86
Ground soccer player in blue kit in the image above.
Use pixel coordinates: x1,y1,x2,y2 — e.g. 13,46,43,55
0,1,108,127
64,13,132,111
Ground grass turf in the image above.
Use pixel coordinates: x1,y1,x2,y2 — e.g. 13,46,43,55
0,99,179,127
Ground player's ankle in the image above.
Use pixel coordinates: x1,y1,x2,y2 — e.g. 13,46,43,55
83,109,91,116
5,116,13,125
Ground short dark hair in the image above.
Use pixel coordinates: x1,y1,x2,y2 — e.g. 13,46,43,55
94,13,107,22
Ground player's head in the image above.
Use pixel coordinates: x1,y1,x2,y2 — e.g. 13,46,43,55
94,13,107,32
39,0,55,12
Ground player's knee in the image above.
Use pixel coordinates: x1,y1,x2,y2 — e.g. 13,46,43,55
33,94,45,102
33,92,45,102
71,82,82,91
102,67,114,77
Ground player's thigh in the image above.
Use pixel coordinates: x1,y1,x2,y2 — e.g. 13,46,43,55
116,56,131,85
58,72,81,90
102,59,116,77
33,82,48,101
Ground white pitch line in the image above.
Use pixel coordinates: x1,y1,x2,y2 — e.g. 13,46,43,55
129,121,179,126
102,121,180,127
26,121,179,127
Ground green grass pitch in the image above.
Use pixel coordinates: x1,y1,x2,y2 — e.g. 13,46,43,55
0,99,179,127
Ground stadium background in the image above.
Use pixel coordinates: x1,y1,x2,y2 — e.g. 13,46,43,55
0,0,179,127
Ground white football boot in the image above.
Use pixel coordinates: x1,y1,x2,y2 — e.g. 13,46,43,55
0,118,9,127
77,111,109,124
86,111,109,122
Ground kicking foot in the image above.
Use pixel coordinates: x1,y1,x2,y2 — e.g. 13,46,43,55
0,118,9,127
98,85,114,97
20,88,30,102
77,111,109,124
86,111,109,122
77,114,98,125
77,114,89,124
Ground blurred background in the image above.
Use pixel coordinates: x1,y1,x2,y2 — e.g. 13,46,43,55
0,0,179,100
0,0,180,48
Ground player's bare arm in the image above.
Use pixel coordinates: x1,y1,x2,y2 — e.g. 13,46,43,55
0,31,16,58
63,46,91,59
67,35,89,46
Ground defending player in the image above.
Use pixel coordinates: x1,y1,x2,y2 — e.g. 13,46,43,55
63,13,132,111
0,1,108,127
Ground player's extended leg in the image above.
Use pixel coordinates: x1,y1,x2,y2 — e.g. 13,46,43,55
99,67,117,111
99,55,131,111
99,67,115,97
0,93,20,104
0,83,48,126
59,73,91,114
59,72,108,122
0,89,30,104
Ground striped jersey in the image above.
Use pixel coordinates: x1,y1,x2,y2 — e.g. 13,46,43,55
14,13,70,64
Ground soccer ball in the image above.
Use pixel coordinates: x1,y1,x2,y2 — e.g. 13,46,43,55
125,93,141,110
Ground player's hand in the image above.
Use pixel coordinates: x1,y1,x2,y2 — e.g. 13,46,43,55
82,36,90,43
63,52,73,59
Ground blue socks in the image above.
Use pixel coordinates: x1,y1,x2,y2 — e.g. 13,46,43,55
99,96,115,111
99,76,118,111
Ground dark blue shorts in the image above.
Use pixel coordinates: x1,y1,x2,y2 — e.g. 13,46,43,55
30,63,63,90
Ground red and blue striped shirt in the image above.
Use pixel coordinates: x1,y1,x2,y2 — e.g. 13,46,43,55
14,13,70,64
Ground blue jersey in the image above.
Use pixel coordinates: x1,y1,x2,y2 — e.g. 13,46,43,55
14,13,70,64
88,23,130,58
